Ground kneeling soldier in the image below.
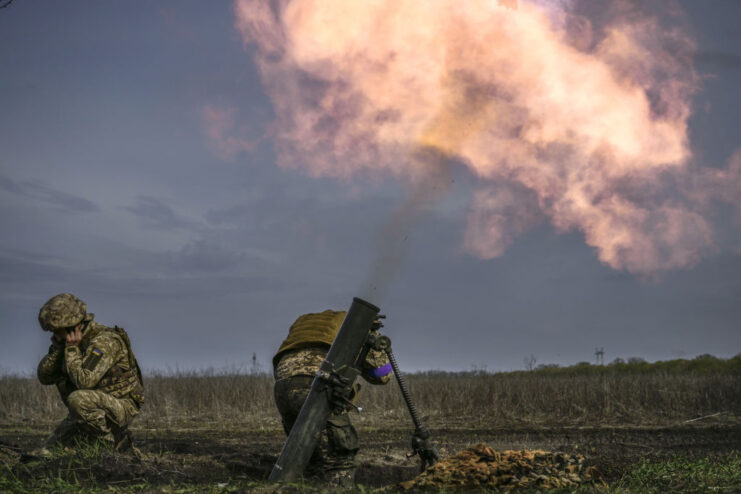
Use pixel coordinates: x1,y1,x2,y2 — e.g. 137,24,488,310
35,293,144,454
273,309,392,487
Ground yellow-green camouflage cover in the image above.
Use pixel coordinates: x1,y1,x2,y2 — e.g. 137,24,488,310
273,310,346,367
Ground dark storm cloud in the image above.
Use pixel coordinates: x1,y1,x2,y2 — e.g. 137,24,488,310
205,203,254,226
0,174,99,213
23,182,100,213
165,239,247,273
0,175,23,194
0,249,69,283
2,1,741,374
124,196,195,230
0,238,279,300
83,272,285,299
206,200,298,231
599,271,634,283
204,193,328,235
696,51,741,71
109,237,261,281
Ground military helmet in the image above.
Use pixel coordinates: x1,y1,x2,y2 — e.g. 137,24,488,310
38,293,87,332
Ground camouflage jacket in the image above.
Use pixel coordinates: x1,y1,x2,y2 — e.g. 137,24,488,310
274,347,393,385
37,321,144,406
274,310,393,385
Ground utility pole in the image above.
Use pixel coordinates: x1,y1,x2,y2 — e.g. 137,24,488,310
595,347,604,366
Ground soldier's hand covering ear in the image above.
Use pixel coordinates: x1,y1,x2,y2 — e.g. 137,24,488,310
65,326,83,347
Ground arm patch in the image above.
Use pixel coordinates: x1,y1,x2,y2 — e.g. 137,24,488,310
83,348,103,371
364,362,393,379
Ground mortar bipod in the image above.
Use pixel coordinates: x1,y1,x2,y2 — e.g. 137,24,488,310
365,326,440,472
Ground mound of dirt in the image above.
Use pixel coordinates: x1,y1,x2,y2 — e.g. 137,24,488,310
397,443,602,491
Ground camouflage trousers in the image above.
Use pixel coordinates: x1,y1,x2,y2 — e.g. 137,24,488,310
44,389,139,448
274,375,359,486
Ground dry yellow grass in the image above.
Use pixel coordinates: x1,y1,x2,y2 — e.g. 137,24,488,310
2,363,739,428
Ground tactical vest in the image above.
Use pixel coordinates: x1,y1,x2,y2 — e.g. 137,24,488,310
56,323,145,407
273,310,346,367
96,326,145,406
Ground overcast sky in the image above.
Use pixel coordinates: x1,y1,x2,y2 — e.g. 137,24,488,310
1,1,740,375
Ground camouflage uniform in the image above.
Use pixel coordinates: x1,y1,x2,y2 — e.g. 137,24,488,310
273,310,392,486
36,293,144,450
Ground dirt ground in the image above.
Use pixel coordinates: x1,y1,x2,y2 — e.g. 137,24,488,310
2,423,740,490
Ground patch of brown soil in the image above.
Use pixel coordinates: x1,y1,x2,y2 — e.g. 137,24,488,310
12,450,185,486
397,443,603,491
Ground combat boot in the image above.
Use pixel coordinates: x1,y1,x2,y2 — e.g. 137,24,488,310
113,427,142,458
20,447,54,463
113,428,131,451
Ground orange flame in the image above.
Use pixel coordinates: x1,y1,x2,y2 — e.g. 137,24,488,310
233,0,739,275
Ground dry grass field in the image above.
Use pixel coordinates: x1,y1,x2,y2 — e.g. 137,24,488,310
1,356,740,492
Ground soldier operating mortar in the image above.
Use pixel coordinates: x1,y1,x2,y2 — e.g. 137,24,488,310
272,307,393,487
270,297,439,486
35,293,144,455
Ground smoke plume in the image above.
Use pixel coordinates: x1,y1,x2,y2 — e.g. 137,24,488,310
360,148,455,300
233,0,741,276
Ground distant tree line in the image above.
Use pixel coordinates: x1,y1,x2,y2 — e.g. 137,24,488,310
524,353,741,376
412,354,741,378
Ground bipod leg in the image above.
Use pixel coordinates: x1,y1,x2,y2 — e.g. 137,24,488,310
384,346,440,471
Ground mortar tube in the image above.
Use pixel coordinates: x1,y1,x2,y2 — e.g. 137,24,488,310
268,297,380,482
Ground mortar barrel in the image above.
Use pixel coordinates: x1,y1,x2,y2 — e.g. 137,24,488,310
268,297,380,482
